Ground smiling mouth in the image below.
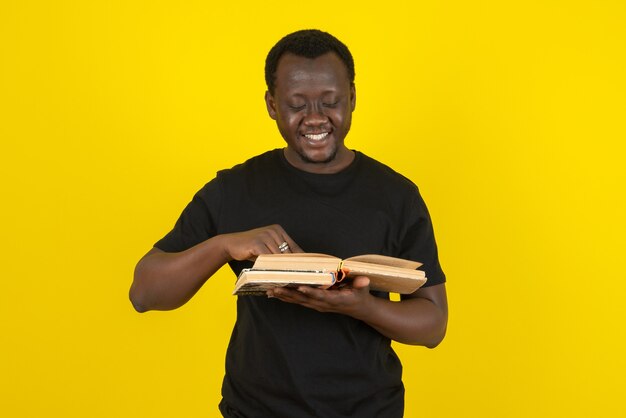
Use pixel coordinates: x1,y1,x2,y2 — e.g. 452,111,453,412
303,132,329,141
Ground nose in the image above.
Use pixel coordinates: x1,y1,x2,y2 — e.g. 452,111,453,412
303,105,328,126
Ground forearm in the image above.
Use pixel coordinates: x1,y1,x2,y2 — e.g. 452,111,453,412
270,281,448,348
130,235,230,312
354,293,447,347
130,225,303,312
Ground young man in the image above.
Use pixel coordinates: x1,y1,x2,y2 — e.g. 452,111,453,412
130,29,447,418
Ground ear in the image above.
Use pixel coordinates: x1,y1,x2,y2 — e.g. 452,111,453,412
350,83,356,111
265,91,278,120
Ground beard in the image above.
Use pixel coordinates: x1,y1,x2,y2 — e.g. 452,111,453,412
295,144,338,165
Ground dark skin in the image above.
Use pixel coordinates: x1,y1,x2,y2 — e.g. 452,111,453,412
130,225,303,312
130,52,447,348
265,52,356,174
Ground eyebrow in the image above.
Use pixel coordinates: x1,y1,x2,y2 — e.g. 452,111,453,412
288,91,340,98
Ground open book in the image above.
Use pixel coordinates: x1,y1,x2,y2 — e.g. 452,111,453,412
233,253,427,296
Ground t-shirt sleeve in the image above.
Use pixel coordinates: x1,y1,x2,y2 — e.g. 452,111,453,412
398,188,446,288
154,179,221,253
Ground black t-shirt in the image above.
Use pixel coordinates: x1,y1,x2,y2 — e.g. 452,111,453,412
155,149,446,418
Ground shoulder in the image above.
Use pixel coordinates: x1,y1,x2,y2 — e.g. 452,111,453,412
217,149,281,178
199,149,282,189
353,152,431,218
193,149,281,200
355,151,421,195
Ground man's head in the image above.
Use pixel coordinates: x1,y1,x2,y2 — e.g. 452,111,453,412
265,29,355,97
265,30,357,174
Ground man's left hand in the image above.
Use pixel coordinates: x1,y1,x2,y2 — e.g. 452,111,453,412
267,276,373,318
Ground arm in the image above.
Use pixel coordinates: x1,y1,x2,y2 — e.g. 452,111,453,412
268,279,447,348
129,225,302,312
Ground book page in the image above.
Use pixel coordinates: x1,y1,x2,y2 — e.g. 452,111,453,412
233,269,336,295
252,253,340,272
340,259,426,294
344,254,422,269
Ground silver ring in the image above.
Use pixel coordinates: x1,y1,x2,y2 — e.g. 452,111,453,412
278,241,290,253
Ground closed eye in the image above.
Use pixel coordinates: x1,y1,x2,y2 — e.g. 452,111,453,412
322,101,339,108
288,104,306,111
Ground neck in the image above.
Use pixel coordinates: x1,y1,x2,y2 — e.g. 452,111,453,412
283,147,355,174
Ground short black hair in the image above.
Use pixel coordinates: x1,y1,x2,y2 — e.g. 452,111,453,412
265,29,355,95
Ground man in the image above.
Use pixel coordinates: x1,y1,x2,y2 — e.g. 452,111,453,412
130,29,447,418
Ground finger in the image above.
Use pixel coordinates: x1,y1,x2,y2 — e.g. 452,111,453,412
272,287,308,303
284,236,303,253
267,225,297,254
264,239,282,254
251,237,284,257
271,225,303,254
252,235,279,255
252,225,301,255
257,226,287,254
295,286,318,298
351,276,371,289
276,232,296,254
258,238,289,255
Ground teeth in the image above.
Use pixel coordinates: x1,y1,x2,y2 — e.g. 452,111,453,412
304,132,329,141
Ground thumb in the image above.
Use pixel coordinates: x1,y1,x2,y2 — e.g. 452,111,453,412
351,276,370,289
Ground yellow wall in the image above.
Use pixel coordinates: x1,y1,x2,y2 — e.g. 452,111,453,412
2,1,625,417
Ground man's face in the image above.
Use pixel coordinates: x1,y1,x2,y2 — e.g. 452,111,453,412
265,52,356,174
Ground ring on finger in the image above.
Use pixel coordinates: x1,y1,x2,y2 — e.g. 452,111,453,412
278,241,290,253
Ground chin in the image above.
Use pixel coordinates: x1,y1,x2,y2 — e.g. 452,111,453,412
298,149,337,165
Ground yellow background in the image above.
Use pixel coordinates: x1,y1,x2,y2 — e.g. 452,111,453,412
2,1,625,417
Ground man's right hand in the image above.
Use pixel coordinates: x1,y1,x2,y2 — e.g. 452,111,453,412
222,224,303,262
130,225,302,312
